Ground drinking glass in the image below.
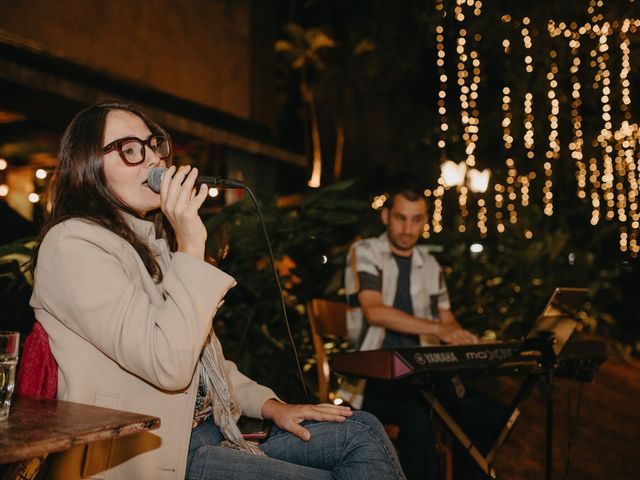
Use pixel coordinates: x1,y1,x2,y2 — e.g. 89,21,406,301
0,331,20,420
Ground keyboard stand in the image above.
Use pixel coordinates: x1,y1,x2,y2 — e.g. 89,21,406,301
422,390,497,478
420,332,558,480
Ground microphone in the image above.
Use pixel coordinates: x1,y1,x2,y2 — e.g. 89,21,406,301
147,166,245,193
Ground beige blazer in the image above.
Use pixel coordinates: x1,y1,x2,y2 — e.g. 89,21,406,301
31,216,277,480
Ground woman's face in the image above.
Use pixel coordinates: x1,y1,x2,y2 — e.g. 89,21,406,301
102,110,166,215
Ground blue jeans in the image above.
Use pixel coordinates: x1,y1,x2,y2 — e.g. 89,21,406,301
186,411,406,479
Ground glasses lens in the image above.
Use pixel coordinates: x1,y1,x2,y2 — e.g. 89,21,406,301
151,135,171,159
120,139,144,164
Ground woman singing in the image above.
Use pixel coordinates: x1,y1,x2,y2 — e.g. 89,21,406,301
30,102,405,480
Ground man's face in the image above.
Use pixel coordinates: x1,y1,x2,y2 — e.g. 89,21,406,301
382,194,427,255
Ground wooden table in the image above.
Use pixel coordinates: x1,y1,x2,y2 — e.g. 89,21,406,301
0,395,160,465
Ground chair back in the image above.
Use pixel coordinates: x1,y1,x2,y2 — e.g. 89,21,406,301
306,299,347,403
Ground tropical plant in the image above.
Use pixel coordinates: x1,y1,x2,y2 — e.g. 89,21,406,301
203,180,373,401
275,23,336,187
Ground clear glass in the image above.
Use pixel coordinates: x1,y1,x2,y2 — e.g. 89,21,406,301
0,331,20,420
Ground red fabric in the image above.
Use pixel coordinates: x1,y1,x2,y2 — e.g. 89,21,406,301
16,321,58,399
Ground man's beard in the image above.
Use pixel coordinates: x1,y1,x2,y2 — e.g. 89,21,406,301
388,233,418,254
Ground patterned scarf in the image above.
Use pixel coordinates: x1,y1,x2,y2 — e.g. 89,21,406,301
199,330,264,455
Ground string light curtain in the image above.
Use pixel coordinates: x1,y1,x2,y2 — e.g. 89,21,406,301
371,0,640,257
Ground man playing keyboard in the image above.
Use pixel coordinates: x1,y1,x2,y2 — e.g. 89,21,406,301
341,185,495,480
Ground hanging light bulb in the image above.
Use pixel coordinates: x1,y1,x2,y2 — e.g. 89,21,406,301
441,160,467,187
468,168,491,192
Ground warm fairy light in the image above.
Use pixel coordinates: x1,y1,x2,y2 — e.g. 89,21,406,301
454,2,464,21
494,183,504,233
458,184,468,233
454,4,482,177
0,158,7,170
543,61,559,217
208,187,219,198
431,6,448,235
371,194,388,210
456,27,471,168
523,92,534,158
520,176,530,206
449,0,485,234
545,14,640,255
593,25,616,222
473,0,482,16
506,159,518,226
28,193,40,203
522,19,533,73
476,198,487,237
436,12,449,166
426,9,640,252
35,168,47,179
620,22,631,119
567,28,587,201
432,185,444,233
461,184,473,229
620,228,628,251
0,184,8,197
431,0,449,237
499,78,516,231
607,122,640,257
422,222,430,239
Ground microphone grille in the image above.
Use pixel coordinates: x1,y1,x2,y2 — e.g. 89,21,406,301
147,166,166,193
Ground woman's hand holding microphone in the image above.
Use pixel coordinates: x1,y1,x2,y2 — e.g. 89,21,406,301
159,165,209,260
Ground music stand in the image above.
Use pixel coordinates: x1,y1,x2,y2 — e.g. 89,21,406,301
525,287,588,355
524,287,588,480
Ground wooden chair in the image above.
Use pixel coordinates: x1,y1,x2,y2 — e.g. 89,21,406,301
306,298,348,405
306,298,453,480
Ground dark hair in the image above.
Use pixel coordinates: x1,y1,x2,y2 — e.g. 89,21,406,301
34,101,174,282
385,184,426,211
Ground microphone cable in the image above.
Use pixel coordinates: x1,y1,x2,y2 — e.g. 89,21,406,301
147,166,309,401
241,185,309,402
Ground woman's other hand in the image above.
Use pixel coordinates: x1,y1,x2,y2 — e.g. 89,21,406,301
160,165,208,259
260,399,353,441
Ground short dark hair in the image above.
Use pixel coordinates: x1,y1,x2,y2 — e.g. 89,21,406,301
385,185,426,211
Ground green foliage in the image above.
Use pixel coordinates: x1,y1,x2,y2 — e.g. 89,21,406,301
0,238,36,291
431,200,630,341
204,181,373,402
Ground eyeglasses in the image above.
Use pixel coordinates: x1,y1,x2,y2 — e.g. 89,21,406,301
103,134,171,165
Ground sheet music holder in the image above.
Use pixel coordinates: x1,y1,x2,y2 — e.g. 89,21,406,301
525,287,589,356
